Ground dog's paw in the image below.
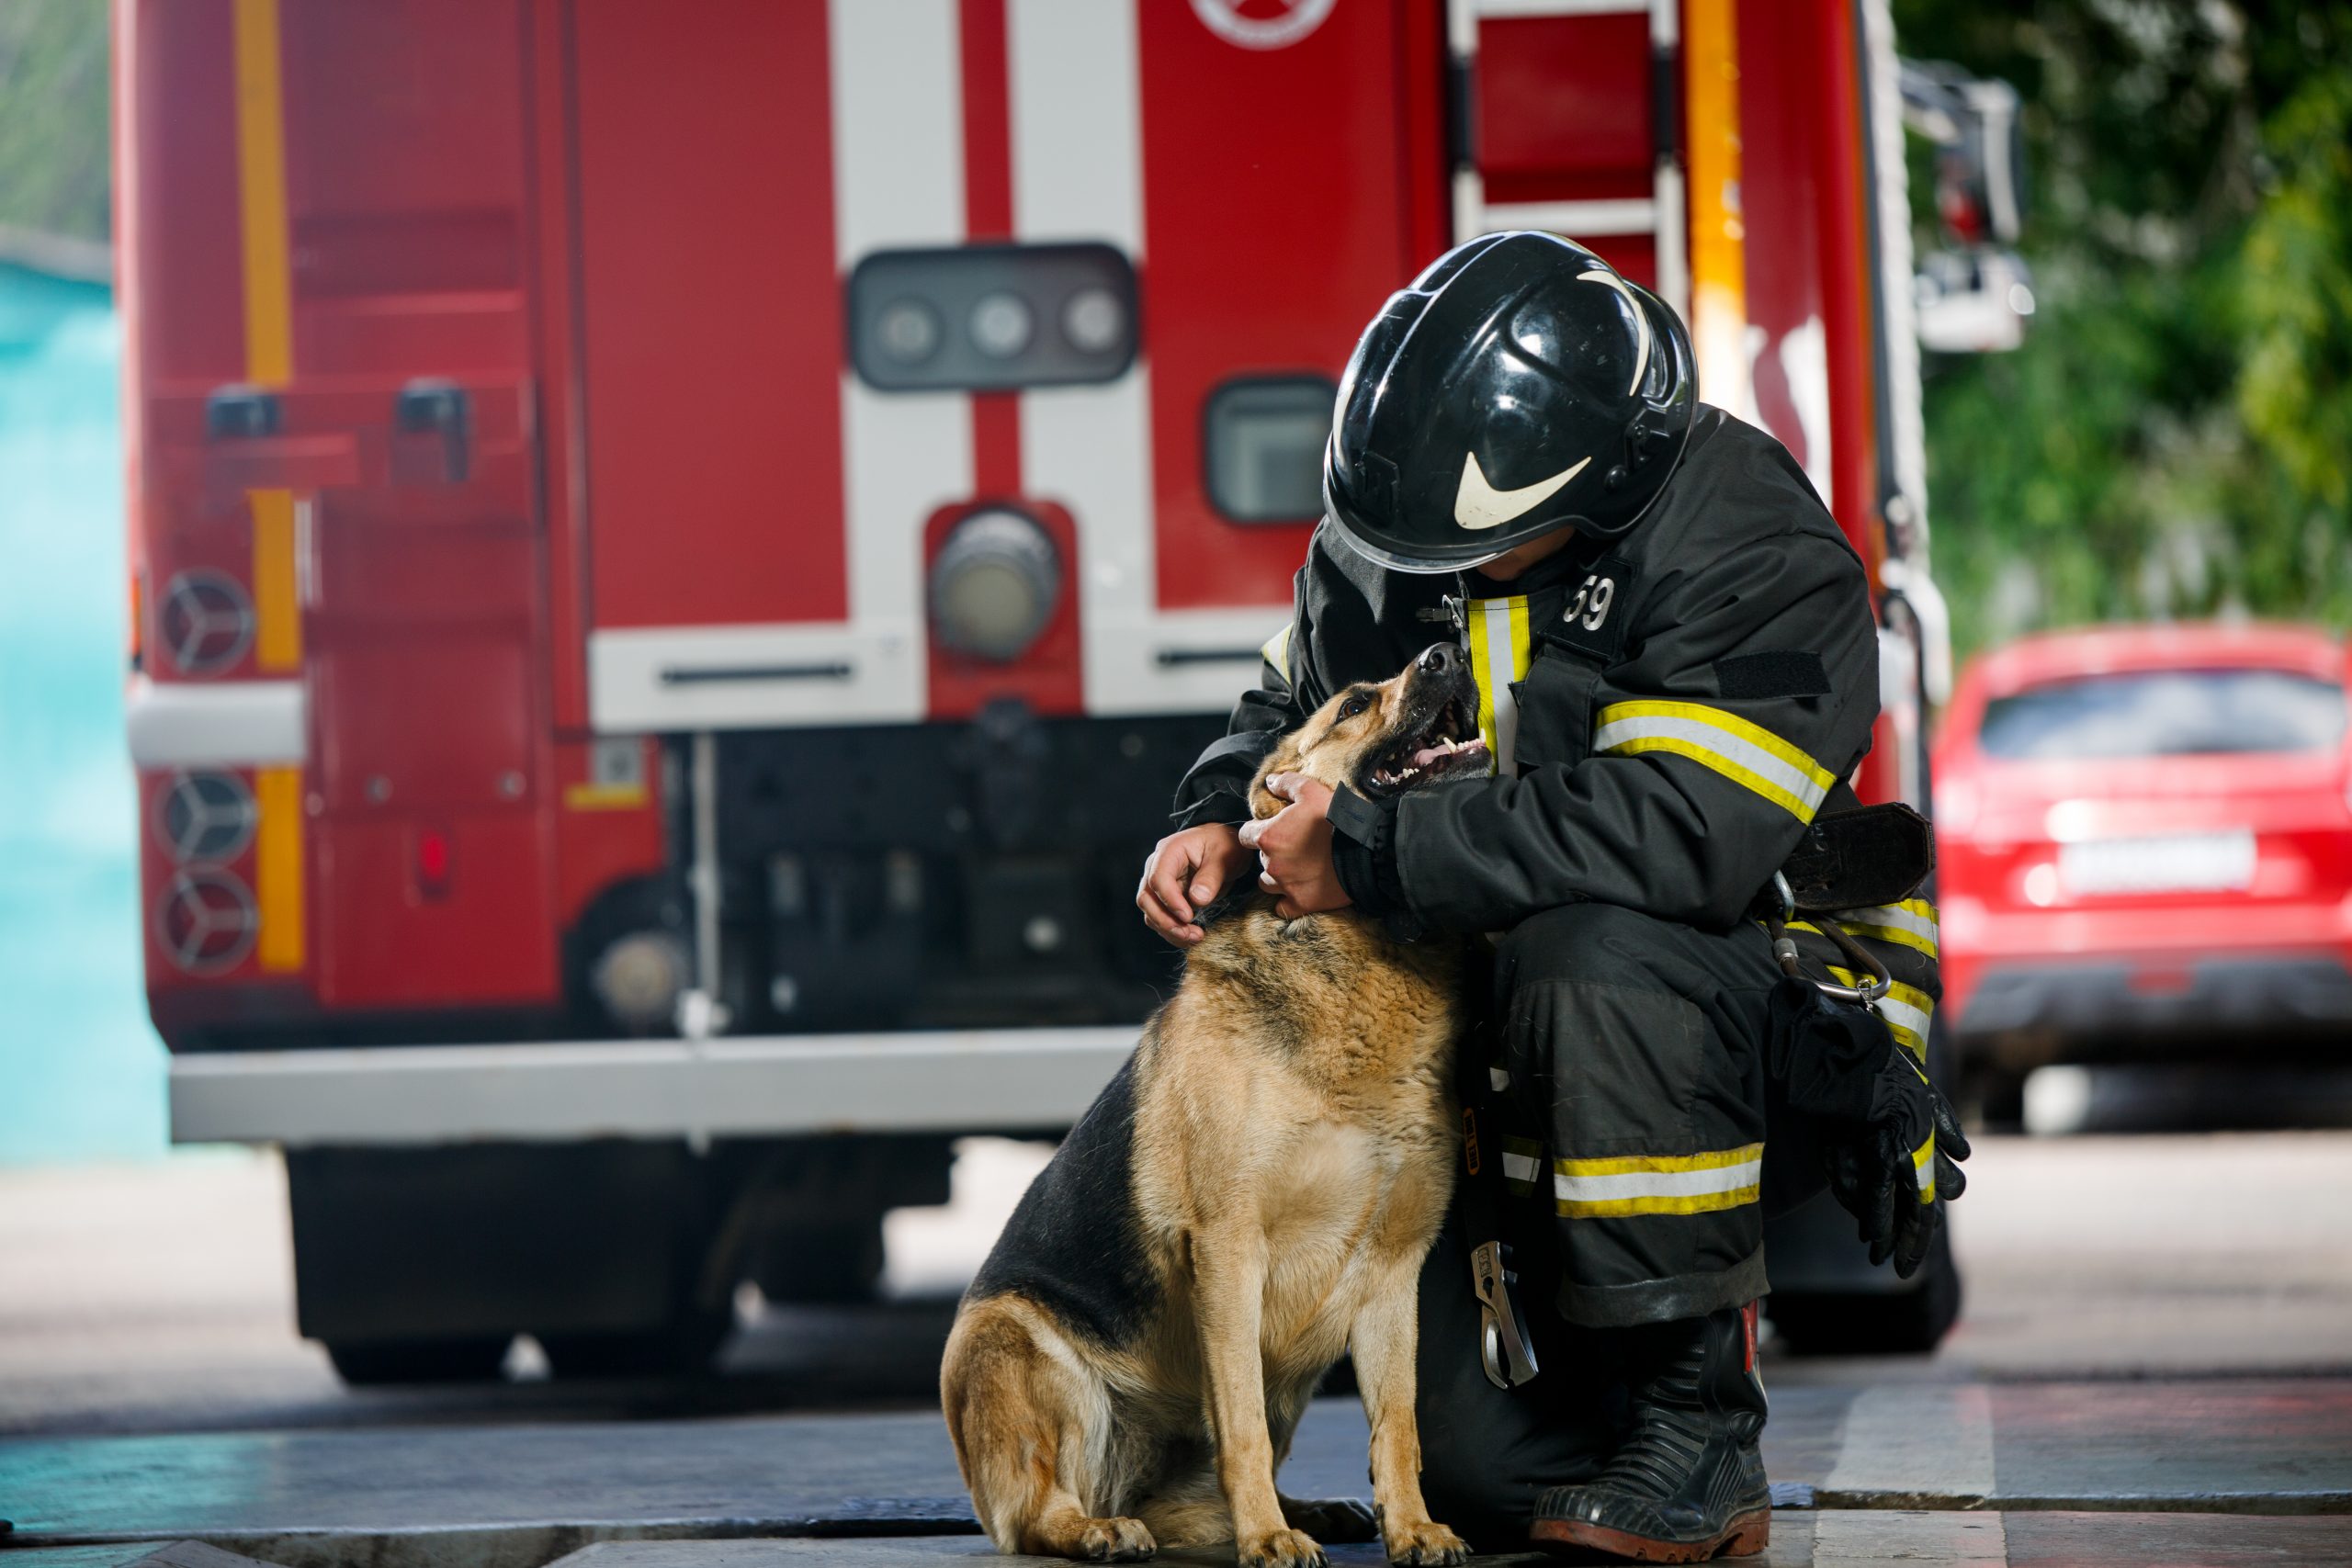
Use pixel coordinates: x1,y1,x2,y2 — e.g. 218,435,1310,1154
1384,1518,1469,1566
1281,1495,1378,1543
1077,1517,1157,1562
1238,1526,1327,1568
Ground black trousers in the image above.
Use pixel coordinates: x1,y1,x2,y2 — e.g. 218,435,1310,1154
1414,901,1790,1542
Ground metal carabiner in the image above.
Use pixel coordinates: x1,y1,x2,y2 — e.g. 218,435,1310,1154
1470,1238,1540,1390
1768,872,1893,1009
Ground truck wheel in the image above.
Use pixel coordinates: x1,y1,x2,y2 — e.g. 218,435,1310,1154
1768,1224,1963,1356
540,1307,731,1380
752,1213,888,1304
326,1337,512,1385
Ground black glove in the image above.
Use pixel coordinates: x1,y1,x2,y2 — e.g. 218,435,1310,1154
1766,976,1970,1279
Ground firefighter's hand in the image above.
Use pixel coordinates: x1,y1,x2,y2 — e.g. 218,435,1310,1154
1239,773,1352,920
1138,823,1254,946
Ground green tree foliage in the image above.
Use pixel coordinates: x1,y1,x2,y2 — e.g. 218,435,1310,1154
0,0,108,242
1895,0,2352,653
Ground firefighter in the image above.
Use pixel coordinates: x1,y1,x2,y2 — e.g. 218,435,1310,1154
1137,231,1965,1562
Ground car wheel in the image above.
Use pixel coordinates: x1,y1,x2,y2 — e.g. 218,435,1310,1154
326,1336,512,1385
1963,1064,2028,1132
1768,1225,1963,1356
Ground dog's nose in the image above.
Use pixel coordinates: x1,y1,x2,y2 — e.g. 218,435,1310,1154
1418,642,1458,677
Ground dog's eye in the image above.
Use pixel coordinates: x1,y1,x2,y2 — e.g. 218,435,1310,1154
1339,693,1372,720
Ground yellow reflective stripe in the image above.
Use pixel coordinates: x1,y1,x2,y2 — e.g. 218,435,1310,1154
1913,1132,1937,1203
1594,700,1837,821
1556,1143,1764,1178
1562,1188,1761,1218
1828,969,1937,1060
1261,623,1292,678
1465,595,1532,775
564,782,650,811
1845,898,1940,959
1500,1135,1544,1195
1553,1142,1763,1218
232,0,293,386
254,765,305,972
251,491,300,672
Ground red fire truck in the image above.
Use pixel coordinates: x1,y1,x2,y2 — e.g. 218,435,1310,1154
121,0,1985,1379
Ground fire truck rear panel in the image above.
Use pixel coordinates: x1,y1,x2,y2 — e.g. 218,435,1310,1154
123,0,1920,1062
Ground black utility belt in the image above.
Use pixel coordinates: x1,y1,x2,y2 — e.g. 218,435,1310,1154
1754,802,1935,1005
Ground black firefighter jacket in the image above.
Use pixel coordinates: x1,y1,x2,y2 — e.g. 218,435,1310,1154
1171,405,1883,940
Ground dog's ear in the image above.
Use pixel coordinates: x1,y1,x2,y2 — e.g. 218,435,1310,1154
1249,730,1306,819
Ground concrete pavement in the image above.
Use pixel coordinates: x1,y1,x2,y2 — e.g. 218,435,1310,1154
7,1102,2352,1565
11,1516,2352,1568
4,1379,2349,1562
9,1130,2352,1438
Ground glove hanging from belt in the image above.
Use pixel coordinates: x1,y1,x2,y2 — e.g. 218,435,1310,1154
1757,799,1966,1277
1765,975,1969,1278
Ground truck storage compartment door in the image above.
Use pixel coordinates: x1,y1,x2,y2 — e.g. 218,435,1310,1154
1136,0,1449,617
266,0,556,1011
568,6,847,643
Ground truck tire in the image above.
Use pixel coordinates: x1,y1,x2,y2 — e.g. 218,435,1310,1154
1767,1224,1962,1356
326,1337,511,1385
752,1213,888,1304
540,1307,731,1380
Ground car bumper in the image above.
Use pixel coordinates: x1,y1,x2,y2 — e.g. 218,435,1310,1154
1952,953,2352,1048
169,1026,1133,1147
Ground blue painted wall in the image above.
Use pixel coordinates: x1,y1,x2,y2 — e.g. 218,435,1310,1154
0,261,168,1163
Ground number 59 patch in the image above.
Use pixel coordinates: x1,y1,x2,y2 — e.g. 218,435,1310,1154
1542,554,1639,663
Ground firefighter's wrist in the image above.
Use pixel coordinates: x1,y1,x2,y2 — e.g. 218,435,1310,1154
1170,784,1253,830
1327,784,1421,941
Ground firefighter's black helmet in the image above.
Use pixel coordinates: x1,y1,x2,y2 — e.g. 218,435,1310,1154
1322,231,1696,573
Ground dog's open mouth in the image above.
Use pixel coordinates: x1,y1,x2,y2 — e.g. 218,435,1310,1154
1363,691,1487,797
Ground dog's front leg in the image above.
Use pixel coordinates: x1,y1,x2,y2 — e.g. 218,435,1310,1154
1192,1227,1324,1568
1351,1258,1468,1566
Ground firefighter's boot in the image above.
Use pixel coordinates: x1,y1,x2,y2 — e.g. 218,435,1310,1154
1529,1304,1770,1562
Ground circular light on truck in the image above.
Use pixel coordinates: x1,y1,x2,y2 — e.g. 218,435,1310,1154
155,867,258,976
157,771,258,863
1061,287,1125,355
159,570,254,677
930,510,1060,662
968,292,1035,359
875,298,943,365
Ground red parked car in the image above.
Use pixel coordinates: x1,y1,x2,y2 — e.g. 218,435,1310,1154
1934,623,2352,1118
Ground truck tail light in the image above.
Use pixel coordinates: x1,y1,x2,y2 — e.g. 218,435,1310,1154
155,869,259,976
929,509,1061,663
156,771,259,863
416,826,452,898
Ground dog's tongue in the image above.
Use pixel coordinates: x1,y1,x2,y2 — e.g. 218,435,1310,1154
1410,736,1487,769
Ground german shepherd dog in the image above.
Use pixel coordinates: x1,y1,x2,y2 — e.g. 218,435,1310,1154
943,647,1489,1567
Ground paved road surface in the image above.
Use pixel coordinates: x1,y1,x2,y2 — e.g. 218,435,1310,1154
5,1081,2351,1565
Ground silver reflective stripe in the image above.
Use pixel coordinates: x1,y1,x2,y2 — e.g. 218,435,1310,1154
1555,1153,1764,1206
1849,900,1939,955
1878,991,1931,1043
1592,710,1832,818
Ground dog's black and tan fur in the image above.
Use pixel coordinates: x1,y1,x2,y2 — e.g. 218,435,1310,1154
943,649,1488,1568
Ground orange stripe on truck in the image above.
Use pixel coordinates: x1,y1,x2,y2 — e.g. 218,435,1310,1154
254,766,305,973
